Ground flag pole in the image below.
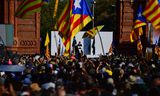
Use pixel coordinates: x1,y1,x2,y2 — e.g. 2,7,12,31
92,0,95,55
92,1,95,30
47,0,59,54
97,29,105,55
53,0,59,54
92,1,105,55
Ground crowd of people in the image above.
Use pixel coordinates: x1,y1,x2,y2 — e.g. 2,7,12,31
0,52,160,96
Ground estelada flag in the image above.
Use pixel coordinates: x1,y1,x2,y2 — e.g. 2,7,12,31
57,0,92,56
130,5,146,42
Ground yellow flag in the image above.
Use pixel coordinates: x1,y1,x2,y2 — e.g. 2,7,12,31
44,32,50,46
45,45,50,59
44,32,50,58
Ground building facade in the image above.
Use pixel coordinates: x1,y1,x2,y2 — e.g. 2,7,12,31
117,0,148,55
0,0,40,54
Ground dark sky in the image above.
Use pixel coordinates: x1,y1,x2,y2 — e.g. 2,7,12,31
86,0,93,7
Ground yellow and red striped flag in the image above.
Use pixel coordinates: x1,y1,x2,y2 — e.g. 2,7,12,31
130,5,146,42
82,25,104,39
143,0,160,30
137,39,143,52
57,0,92,56
15,0,42,18
44,32,50,59
130,28,143,42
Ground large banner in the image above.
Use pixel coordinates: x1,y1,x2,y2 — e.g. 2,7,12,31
51,31,113,56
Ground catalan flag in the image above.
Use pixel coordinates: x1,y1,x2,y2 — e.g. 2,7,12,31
44,32,50,59
130,5,146,42
130,28,142,42
134,5,146,29
82,25,104,39
57,0,92,56
15,0,42,18
137,39,143,52
143,0,160,30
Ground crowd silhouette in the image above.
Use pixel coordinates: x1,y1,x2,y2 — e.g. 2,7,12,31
0,52,159,96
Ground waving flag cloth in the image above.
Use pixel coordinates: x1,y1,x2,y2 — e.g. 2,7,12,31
137,38,143,56
137,39,143,52
44,32,50,59
57,0,92,56
143,0,160,30
130,5,146,42
82,25,104,39
15,0,43,18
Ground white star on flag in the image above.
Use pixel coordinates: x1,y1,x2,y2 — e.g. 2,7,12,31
74,0,81,10
138,12,142,17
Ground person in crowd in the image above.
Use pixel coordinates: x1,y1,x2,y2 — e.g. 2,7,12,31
0,53,160,96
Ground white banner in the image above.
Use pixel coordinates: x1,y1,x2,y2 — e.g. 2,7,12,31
51,31,113,56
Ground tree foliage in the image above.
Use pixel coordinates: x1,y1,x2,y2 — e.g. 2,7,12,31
40,0,67,52
94,0,116,31
40,0,67,36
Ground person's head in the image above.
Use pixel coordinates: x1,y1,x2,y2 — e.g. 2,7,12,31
41,87,56,96
149,86,160,96
56,85,66,96
30,83,41,92
152,74,160,87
